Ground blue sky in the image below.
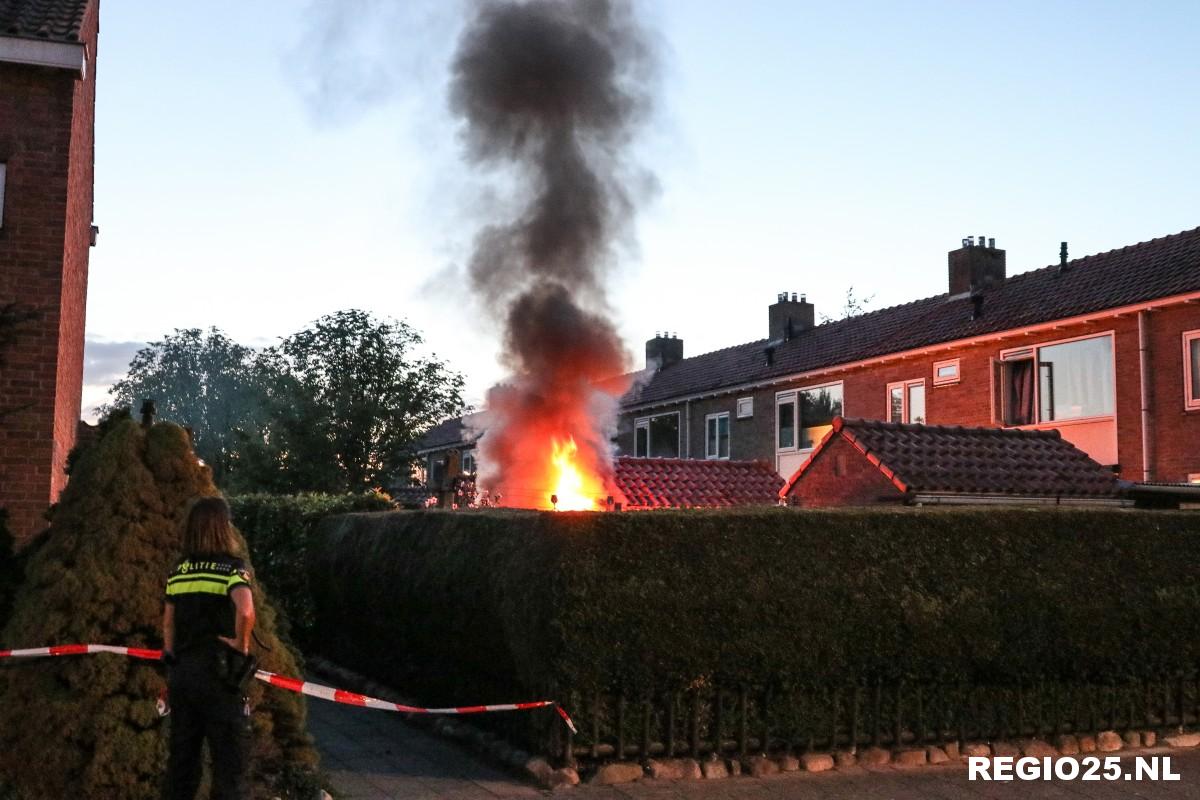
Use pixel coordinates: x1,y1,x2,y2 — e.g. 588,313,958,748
82,0,1200,417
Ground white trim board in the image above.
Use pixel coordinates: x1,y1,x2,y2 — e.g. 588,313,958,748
0,36,86,75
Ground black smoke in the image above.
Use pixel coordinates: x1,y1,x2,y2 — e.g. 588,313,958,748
450,0,657,503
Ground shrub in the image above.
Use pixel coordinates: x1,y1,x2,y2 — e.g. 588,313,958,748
310,508,1200,704
0,510,16,631
227,493,392,650
0,419,320,799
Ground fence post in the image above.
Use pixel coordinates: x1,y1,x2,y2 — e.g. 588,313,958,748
689,691,700,759
616,694,627,761
665,692,677,758
872,678,882,747
849,684,861,752
641,698,652,760
738,686,749,757
713,688,724,758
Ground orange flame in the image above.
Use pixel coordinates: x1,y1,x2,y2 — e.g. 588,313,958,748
549,436,602,511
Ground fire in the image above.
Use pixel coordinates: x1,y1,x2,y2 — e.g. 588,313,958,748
549,437,601,511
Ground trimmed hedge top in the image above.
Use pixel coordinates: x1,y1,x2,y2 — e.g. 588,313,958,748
310,508,1200,703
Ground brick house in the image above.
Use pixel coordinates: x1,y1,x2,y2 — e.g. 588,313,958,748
0,0,99,542
780,417,1127,508
618,230,1200,485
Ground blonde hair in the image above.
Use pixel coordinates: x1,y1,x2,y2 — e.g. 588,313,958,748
182,497,240,558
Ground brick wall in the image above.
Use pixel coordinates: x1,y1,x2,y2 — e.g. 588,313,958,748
782,434,905,507
0,3,98,543
619,301,1200,484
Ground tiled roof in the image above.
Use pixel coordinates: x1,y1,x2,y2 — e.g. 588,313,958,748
782,417,1122,498
412,417,472,453
0,0,89,43
625,225,1200,407
614,457,783,509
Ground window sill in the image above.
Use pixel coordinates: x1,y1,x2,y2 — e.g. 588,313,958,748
1004,414,1115,430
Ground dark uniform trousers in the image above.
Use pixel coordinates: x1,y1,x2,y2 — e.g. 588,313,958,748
164,649,250,800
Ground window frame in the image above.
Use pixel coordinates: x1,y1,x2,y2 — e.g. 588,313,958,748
775,380,844,454
998,331,1116,427
736,396,754,419
705,412,731,460
932,357,960,386
1184,330,1200,412
886,378,926,424
634,411,681,459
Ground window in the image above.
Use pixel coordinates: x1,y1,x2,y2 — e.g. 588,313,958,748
933,358,960,386
0,162,6,228
635,412,680,458
999,334,1114,426
461,452,476,475
736,396,754,418
1185,331,1200,411
887,379,926,424
777,383,843,451
705,412,730,459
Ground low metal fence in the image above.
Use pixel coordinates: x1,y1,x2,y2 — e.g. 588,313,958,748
493,675,1200,765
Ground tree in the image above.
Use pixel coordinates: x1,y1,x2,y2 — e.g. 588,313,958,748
104,328,269,487
0,418,319,799
819,286,875,324
249,310,466,494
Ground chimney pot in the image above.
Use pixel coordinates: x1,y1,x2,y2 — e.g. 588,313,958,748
949,236,1006,295
988,237,995,248
769,291,814,341
646,332,684,371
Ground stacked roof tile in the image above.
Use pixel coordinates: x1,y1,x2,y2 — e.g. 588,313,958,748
782,417,1122,499
626,226,1200,407
614,457,783,509
0,0,90,43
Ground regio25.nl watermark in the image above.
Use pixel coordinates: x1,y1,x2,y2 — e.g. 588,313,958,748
970,755,1180,782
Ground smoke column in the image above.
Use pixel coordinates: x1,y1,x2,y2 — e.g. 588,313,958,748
450,0,656,507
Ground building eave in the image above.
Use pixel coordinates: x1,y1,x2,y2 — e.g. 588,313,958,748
621,289,1200,415
909,492,1131,507
0,35,86,76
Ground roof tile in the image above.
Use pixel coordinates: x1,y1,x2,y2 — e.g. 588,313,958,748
0,0,90,43
626,226,1200,407
614,457,783,509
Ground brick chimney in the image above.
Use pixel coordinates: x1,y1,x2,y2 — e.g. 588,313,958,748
949,236,1006,295
768,292,814,342
645,332,683,371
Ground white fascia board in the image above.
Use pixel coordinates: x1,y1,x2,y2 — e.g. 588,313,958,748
0,36,86,76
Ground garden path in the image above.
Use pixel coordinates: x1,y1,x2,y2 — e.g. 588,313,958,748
308,698,1200,799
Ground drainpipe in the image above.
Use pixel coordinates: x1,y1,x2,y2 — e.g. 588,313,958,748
1138,311,1153,482
684,400,691,459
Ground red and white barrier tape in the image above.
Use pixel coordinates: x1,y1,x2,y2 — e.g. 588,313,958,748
0,644,577,733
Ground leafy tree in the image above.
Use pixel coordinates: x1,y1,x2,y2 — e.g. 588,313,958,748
0,419,319,799
103,328,269,487
247,310,465,494
818,286,875,324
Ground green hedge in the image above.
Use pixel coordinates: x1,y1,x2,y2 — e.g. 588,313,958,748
310,508,1200,705
228,493,392,650
0,510,15,631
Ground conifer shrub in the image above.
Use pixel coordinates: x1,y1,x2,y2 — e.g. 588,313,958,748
310,508,1200,703
0,510,16,631
228,493,392,650
0,419,320,799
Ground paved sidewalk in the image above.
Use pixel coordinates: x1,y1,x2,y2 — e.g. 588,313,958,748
309,697,1200,799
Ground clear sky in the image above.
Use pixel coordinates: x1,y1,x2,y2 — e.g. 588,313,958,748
82,0,1200,418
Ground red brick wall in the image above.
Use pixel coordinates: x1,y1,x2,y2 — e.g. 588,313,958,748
620,300,1200,485
784,435,905,507
0,3,98,543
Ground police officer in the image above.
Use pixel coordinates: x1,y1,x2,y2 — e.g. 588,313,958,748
162,496,257,800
